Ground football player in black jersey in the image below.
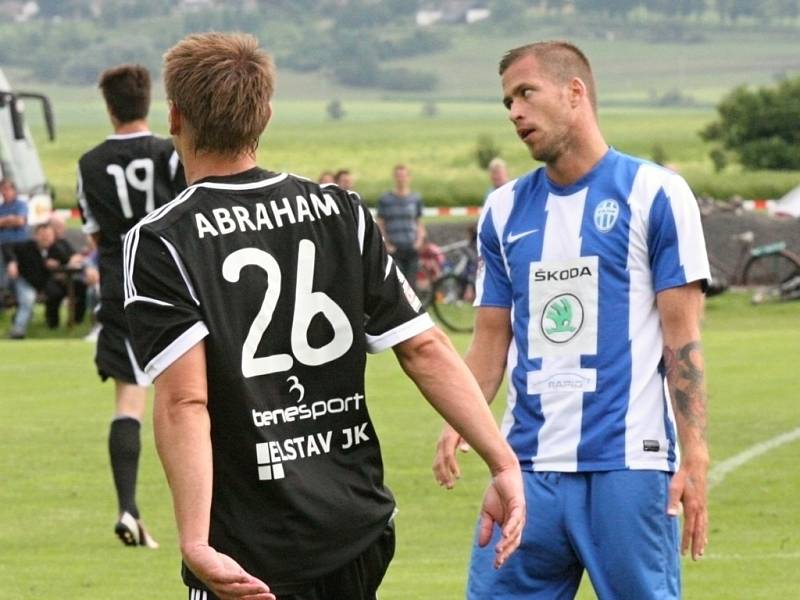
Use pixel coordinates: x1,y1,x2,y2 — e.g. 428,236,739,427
77,64,184,549
124,33,524,600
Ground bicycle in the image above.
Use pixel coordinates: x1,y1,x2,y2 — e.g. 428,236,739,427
415,243,445,309
706,230,800,298
429,239,478,333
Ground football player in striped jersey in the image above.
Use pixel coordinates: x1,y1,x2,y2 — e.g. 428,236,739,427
435,41,710,600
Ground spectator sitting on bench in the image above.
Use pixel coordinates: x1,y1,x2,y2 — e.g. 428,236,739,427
4,221,87,339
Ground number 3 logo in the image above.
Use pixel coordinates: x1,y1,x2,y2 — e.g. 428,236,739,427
286,376,305,402
222,239,354,378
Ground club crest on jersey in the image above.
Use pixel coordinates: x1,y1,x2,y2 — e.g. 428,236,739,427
593,199,619,233
541,293,584,344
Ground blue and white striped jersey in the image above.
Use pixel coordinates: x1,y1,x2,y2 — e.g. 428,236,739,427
476,149,710,473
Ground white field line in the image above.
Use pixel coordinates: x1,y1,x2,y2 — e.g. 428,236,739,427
704,552,800,561
708,426,800,490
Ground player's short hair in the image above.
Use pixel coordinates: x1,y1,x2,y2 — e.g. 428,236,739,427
98,64,151,124
499,41,597,113
163,32,275,155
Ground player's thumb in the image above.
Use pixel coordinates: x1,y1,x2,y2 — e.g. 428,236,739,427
477,512,494,548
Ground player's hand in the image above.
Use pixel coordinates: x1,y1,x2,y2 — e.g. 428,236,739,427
433,423,471,489
7,261,18,280
478,466,525,569
182,543,276,600
667,451,709,561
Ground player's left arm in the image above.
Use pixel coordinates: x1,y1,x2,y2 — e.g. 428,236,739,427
657,281,709,561
394,327,524,568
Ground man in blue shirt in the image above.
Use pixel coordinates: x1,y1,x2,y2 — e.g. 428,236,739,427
434,41,710,599
377,164,425,290
0,179,29,300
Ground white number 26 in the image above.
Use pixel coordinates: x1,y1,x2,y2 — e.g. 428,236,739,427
222,239,353,378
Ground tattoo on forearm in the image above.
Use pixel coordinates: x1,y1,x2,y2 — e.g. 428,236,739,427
663,341,707,440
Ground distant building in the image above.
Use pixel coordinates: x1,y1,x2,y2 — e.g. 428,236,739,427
0,0,38,22
417,1,490,26
177,0,216,11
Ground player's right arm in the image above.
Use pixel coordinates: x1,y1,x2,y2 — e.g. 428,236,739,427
154,342,275,600
123,225,273,599
433,306,512,488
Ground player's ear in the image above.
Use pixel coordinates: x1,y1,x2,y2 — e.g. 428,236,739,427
264,101,273,128
168,101,181,136
568,77,586,109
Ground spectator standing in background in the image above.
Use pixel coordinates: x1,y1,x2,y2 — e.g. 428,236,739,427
334,168,354,190
318,170,335,184
486,157,510,194
377,164,425,290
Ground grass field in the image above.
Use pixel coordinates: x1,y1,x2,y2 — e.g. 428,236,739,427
1,292,798,598
21,95,800,208
6,16,800,205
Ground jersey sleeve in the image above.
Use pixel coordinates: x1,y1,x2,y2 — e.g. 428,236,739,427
76,163,100,235
648,173,711,293
123,225,209,379
474,203,512,308
355,195,433,352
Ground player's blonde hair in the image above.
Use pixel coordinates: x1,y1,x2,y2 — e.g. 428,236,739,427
163,32,274,155
499,41,597,113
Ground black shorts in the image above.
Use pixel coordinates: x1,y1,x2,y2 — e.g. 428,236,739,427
187,520,396,600
94,299,150,386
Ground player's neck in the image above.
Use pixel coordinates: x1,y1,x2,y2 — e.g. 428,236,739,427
183,152,258,185
546,129,609,187
113,119,150,135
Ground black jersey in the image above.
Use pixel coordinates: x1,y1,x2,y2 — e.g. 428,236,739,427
77,132,184,301
123,168,433,593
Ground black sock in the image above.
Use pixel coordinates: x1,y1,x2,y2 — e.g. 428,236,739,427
109,417,141,520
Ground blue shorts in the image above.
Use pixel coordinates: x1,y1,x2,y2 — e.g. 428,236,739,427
468,470,679,600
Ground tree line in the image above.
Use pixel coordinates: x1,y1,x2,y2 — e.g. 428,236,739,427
3,0,799,90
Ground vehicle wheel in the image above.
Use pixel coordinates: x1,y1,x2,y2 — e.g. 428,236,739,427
432,274,475,333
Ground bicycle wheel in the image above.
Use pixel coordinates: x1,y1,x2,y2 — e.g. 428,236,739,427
742,250,800,287
706,257,730,297
432,274,475,333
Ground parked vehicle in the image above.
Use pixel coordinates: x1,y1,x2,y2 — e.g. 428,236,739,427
0,68,56,223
